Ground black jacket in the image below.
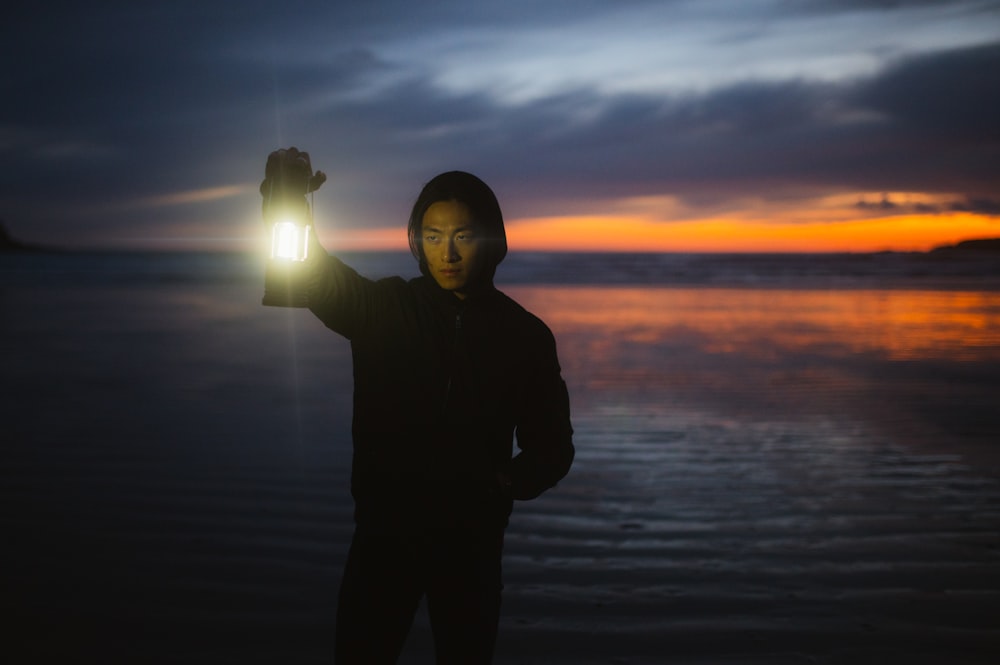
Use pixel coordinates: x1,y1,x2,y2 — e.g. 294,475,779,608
308,255,574,530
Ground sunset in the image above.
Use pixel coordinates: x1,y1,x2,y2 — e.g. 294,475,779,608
506,209,1000,254
2,1,998,253
324,207,999,255
320,192,999,254
3,2,1000,663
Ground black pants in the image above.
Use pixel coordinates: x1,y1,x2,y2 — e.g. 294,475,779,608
335,524,504,665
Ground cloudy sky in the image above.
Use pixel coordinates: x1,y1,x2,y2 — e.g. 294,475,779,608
2,0,999,252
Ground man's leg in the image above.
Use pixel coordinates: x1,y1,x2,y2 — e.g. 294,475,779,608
425,528,504,665
335,527,424,664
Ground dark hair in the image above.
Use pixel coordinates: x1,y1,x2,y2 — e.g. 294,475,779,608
407,171,508,281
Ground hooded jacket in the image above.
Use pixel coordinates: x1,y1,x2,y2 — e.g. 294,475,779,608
307,255,574,530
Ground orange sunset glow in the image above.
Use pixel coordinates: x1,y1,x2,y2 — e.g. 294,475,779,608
502,190,1000,253
504,211,999,253
319,192,999,254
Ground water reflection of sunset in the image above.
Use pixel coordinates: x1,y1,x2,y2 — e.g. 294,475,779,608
508,286,1000,363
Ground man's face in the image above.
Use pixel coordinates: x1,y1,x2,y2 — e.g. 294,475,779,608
421,200,483,299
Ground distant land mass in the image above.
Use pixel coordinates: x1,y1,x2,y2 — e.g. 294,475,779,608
931,238,1000,253
0,221,42,252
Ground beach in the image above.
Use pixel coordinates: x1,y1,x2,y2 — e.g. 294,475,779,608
2,251,999,664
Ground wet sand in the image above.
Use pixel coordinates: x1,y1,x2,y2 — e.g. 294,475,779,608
2,264,999,663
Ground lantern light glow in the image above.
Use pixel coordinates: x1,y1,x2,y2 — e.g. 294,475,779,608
271,219,310,261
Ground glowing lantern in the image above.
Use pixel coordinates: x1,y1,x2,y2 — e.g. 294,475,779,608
271,216,310,262
260,148,326,307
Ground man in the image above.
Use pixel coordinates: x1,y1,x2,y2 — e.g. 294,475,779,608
261,148,574,664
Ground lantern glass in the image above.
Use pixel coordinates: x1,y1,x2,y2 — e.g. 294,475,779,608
270,219,310,261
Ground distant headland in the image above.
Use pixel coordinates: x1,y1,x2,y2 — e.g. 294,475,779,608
0,221,43,252
930,238,1000,253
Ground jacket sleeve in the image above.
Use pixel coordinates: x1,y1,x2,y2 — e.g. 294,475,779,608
508,325,575,500
305,252,375,340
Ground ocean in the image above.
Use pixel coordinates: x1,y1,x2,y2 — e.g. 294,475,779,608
2,249,999,663
4,247,1000,288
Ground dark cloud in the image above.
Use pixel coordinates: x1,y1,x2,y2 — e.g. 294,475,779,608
855,194,901,211
484,42,1000,215
949,198,1000,215
854,194,1000,216
786,0,1000,14
856,42,1000,140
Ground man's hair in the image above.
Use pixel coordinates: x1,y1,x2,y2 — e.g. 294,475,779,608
407,171,508,281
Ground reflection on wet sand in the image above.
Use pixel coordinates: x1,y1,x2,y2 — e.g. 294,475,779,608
509,286,1000,362
496,284,1000,663
506,284,1000,456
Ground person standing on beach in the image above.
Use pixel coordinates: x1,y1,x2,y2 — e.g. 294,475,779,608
261,148,575,664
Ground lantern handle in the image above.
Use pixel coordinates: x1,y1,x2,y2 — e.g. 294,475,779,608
260,147,326,218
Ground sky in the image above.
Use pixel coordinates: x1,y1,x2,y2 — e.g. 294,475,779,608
2,0,999,253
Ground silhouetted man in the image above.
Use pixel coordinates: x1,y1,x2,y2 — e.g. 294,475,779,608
261,148,574,664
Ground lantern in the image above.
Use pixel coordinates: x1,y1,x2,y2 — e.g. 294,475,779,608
260,148,326,307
